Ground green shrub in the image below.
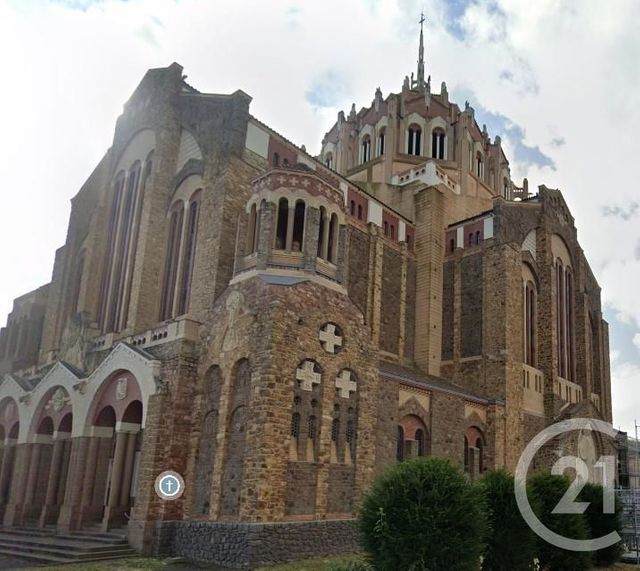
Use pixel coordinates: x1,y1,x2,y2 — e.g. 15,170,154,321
359,457,487,571
579,482,623,567
479,469,537,570
325,562,372,571
528,472,592,571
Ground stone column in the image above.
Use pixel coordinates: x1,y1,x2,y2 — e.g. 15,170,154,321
103,431,127,528
321,211,330,260
39,439,64,526
56,439,72,507
57,437,89,531
119,432,138,507
285,206,295,251
3,443,32,526
24,443,42,506
0,444,15,504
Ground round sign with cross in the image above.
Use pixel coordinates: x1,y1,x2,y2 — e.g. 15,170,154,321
154,470,185,501
319,322,343,354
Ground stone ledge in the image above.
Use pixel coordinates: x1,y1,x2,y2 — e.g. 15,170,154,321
152,518,358,568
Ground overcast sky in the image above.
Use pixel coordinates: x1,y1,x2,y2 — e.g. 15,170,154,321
1,0,639,435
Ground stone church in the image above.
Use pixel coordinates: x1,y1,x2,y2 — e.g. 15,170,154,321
0,22,613,566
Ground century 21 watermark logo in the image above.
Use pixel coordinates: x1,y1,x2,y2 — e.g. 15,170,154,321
514,418,621,552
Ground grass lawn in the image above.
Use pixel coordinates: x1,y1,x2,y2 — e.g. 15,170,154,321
18,555,640,570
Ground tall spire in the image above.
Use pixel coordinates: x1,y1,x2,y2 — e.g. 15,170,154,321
417,11,426,87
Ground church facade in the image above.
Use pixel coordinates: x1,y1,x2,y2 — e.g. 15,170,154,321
0,28,613,566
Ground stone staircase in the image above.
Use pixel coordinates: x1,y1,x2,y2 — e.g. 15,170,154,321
0,525,137,565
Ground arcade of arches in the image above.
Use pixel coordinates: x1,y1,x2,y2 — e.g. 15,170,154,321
0,372,143,531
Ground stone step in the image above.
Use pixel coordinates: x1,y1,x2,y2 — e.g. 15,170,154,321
0,539,136,561
0,527,136,565
0,546,137,565
0,533,129,552
4,526,128,543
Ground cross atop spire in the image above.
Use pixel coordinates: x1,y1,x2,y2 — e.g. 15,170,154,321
415,12,426,88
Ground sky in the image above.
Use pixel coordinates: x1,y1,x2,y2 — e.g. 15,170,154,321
0,0,639,434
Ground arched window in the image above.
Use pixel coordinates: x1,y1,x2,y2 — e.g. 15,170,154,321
275,197,289,250
360,135,371,164
357,204,363,220
292,200,305,252
159,188,202,321
350,200,356,216
476,152,484,178
524,280,537,367
390,225,395,240
384,221,389,236
407,125,422,156
273,152,280,167
246,203,258,254
476,438,484,473
324,153,333,169
177,191,201,315
377,129,386,157
415,429,425,456
464,436,469,472
503,177,509,198
556,259,575,382
397,426,405,462
464,428,485,478
449,238,455,253
318,206,327,259
431,128,446,159
475,231,481,245
468,233,474,247
159,203,184,321
328,213,339,264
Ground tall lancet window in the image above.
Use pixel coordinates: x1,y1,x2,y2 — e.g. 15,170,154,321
377,129,386,157
407,125,422,156
523,280,537,367
431,129,446,160
159,187,202,321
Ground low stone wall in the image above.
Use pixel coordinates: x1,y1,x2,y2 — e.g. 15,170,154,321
153,519,359,568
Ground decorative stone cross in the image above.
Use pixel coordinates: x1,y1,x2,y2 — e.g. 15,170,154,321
319,323,342,354
335,370,357,399
296,360,321,392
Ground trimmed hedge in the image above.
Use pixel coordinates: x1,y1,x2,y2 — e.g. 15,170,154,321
528,472,592,571
359,457,487,570
479,469,537,570
579,482,623,566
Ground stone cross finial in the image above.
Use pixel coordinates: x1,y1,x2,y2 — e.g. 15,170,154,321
296,360,321,392
319,323,343,354
335,369,357,399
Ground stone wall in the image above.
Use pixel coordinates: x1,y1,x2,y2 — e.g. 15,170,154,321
153,519,359,568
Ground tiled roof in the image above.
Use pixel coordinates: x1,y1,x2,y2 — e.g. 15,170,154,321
379,361,504,406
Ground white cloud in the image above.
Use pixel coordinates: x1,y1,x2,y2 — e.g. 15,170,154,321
1,0,640,425
611,359,640,435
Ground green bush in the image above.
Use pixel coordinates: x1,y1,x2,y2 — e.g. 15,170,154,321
528,472,592,571
359,457,487,571
579,482,623,567
479,469,537,570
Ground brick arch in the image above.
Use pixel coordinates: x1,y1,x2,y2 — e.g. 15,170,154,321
398,396,429,423
86,370,142,430
27,385,72,440
465,411,486,435
398,414,430,458
464,425,486,477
